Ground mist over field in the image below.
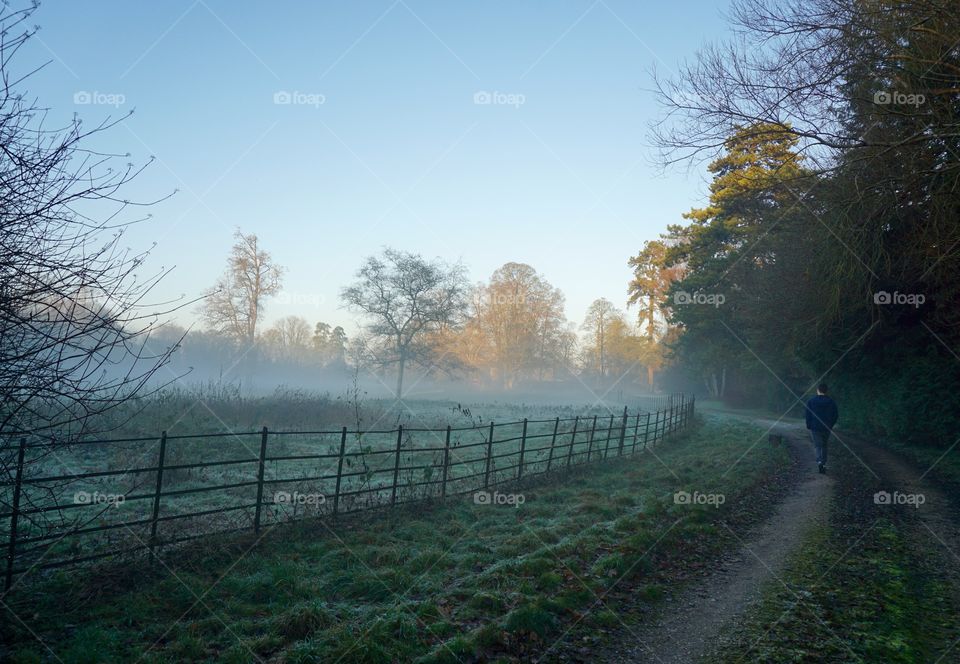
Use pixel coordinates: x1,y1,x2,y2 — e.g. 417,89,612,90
2,1,959,662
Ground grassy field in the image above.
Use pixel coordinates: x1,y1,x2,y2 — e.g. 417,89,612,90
4,395,655,577
3,414,789,663
72,385,649,437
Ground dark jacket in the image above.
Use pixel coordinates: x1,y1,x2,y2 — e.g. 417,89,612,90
805,395,838,432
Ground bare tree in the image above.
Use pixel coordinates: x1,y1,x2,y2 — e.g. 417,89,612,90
270,315,311,350
0,4,179,448
652,0,959,182
200,230,284,345
466,263,569,387
581,298,621,384
262,315,311,361
341,249,467,399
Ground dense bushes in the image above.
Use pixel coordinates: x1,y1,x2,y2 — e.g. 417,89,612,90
831,341,960,448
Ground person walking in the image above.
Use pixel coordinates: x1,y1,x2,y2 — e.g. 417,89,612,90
805,383,838,474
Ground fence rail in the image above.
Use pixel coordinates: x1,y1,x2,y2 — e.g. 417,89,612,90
1,394,694,591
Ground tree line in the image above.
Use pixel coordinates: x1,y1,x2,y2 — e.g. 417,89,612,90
628,0,960,447
187,236,672,398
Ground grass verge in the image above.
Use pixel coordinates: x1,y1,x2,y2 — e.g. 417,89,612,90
868,436,960,509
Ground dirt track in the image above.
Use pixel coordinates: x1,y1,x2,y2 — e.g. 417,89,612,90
595,413,960,663
597,418,831,663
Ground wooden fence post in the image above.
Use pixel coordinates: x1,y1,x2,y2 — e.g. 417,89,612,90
517,419,528,481
333,427,348,517
4,438,26,593
254,427,269,534
618,407,628,455
441,425,451,499
586,415,598,462
390,425,404,506
546,417,559,472
149,431,167,559
632,413,641,453
484,422,495,490
566,416,579,467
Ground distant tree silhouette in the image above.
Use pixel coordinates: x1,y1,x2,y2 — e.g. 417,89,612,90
200,230,284,346
342,249,467,399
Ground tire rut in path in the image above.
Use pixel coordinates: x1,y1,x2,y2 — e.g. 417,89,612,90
598,421,832,664
843,432,960,655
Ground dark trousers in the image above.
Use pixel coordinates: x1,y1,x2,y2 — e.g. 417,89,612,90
809,429,829,465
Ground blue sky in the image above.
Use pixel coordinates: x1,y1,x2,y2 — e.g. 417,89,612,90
24,1,727,336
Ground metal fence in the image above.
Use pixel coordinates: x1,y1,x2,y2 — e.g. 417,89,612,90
1,394,694,591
